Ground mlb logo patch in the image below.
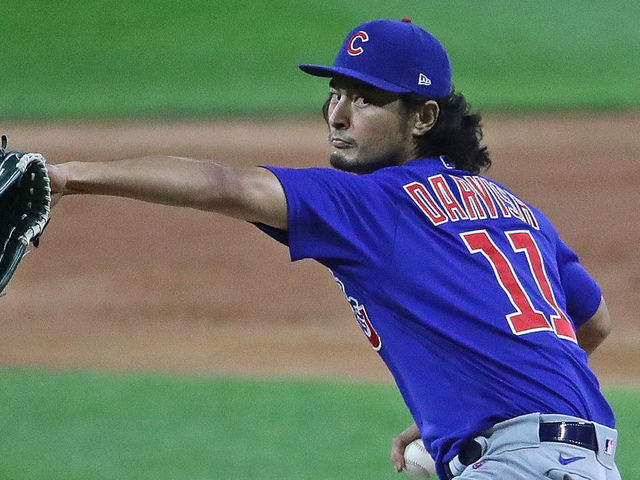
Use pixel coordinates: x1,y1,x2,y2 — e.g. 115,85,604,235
605,438,616,455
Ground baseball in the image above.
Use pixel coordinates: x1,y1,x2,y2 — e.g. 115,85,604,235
403,439,437,479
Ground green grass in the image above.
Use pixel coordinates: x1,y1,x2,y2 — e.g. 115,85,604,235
0,369,637,479
0,369,410,480
1,0,638,118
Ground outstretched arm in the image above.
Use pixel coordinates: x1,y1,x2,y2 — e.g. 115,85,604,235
47,157,288,230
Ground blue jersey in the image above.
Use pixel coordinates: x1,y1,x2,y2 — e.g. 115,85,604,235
259,157,615,477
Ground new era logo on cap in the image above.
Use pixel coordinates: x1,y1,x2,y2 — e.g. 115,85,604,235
418,73,431,86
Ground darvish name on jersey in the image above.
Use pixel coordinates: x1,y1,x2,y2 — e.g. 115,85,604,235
404,171,539,229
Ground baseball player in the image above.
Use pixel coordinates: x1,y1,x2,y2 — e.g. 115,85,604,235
44,18,620,479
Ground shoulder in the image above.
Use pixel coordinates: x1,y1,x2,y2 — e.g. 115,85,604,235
266,165,400,197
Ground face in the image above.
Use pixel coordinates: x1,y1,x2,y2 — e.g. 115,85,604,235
326,77,416,174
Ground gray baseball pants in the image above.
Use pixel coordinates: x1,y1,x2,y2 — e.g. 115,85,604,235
447,413,620,479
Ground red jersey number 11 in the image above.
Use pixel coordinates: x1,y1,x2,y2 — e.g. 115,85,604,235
461,229,577,343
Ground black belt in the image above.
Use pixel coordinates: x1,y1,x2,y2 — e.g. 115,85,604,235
539,421,598,450
444,421,598,479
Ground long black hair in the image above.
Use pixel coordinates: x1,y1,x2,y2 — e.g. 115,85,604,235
401,90,491,174
321,87,491,174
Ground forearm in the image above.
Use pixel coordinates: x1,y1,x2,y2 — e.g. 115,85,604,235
50,156,288,229
394,423,421,444
576,296,611,356
58,156,234,210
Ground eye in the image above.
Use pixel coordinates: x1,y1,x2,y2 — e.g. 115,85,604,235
353,95,370,107
329,91,341,104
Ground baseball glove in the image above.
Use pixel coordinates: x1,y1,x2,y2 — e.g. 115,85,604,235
0,134,51,294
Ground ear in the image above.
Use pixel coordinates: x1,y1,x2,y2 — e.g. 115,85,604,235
411,100,440,137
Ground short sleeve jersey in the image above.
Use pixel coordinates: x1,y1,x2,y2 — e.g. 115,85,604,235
260,157,615,476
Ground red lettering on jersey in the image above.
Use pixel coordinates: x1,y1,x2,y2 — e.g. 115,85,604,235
355,304,382,351
461,230,552,335
334,276,383,351
452,176,487,220
479,178,511,218
502,190,525,221
512,196,539,230
404,182,448,226
464,176,498,219
507,231,577,342
429,175,468,222
347,31,369,56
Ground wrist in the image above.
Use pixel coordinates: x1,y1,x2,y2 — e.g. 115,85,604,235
57,161,85,195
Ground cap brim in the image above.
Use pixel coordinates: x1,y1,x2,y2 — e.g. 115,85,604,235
299,64,411,94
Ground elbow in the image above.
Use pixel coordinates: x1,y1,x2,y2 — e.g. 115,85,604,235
191,161,238,211
598,317,612,340
593,297,613,340
586,319,612,347
576,297,612,355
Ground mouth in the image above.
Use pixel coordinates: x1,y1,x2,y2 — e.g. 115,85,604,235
328,135,354,149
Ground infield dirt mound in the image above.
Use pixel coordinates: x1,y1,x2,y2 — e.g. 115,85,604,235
1,114,639,385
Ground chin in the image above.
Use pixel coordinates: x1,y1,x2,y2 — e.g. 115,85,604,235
329,152,401,175
329,152,358,173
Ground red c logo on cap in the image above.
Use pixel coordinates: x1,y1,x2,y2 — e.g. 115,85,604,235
347,31,369,56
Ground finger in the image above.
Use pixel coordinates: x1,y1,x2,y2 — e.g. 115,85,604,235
391,439,407,472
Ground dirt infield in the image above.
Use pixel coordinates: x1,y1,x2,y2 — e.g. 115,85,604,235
1,114,639,385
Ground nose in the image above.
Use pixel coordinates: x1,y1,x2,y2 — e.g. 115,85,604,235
328,96,350,130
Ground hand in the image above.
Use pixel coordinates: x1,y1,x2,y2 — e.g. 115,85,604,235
46,163,68,207
391,423,422,473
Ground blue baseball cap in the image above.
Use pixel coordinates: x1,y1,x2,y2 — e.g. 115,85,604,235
300,18,452,99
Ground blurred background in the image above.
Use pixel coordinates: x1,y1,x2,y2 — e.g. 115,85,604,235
1,1,639,479
2,0,639,117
